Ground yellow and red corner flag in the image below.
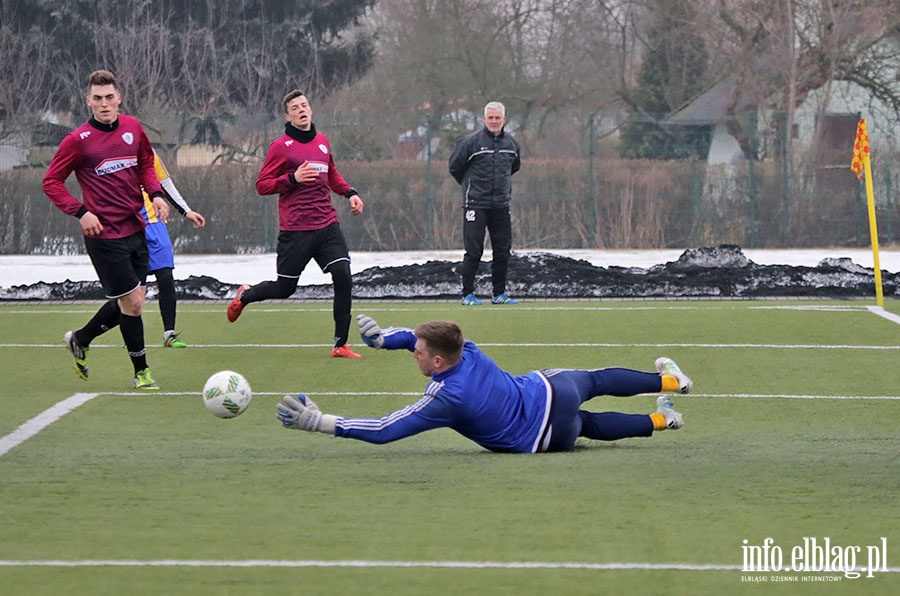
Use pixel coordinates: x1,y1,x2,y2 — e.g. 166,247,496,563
851,117,883,307
851,119,869,180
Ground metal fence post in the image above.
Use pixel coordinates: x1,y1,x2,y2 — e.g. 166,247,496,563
425,114,435,250
586,113,597,247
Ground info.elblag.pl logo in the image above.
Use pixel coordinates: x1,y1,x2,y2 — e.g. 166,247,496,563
742,537,888,579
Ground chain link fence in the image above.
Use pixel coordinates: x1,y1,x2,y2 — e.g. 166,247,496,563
2,109,898,254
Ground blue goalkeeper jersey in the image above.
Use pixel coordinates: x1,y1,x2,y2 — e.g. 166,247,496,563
334,328,553,453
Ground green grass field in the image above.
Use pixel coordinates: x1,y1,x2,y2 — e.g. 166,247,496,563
1,299,899,595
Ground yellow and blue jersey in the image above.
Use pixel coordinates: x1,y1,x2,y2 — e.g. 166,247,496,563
142,152,172,224
142,151,180,272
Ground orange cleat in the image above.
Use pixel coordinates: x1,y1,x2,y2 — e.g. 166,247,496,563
331,344,362,359
227,285,248,322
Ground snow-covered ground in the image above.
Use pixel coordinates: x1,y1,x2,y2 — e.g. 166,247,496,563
1,248,898,288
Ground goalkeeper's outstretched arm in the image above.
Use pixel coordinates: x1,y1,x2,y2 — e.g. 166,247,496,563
276,393,448,444
276,395,336,434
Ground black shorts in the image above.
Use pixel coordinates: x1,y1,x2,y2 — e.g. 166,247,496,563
276,222,350,278
84,232,149,299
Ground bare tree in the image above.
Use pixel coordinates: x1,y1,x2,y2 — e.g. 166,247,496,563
710,0,900,160
362,0,640,142
0,24,61,138
86,4,174,131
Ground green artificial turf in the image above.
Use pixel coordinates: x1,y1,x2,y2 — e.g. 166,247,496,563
1,300,898,595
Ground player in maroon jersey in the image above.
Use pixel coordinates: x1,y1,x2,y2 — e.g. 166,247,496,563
227,89,366,359
43,70,167,390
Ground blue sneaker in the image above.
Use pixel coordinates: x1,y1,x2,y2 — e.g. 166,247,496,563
491,293,518,305
461,293,482,306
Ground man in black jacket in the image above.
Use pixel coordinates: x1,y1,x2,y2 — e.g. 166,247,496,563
448,101,521,306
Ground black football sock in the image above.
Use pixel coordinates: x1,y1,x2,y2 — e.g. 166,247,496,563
119,313,148,374
154,267,177,332
77,299,121,347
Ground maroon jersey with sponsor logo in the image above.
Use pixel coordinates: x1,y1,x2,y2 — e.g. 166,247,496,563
255,128,353,232
43,115,162,239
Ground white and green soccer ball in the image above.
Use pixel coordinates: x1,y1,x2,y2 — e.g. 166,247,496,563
202,370,252,418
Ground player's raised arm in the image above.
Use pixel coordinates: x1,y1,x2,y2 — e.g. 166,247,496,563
357,314,416,351
357,314,384,348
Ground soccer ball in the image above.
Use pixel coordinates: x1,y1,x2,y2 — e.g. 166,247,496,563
202,370,252,418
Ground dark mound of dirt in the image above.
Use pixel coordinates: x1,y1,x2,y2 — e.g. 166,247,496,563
2,245,895,301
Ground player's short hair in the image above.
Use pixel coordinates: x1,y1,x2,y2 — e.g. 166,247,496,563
87,70,117,91
282,89,306,113
414,321,464,364
484,101,505,117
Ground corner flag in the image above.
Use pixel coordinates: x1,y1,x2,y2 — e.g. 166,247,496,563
851,118,883,307
851,119,868,180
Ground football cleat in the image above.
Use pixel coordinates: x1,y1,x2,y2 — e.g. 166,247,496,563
63,330,89,380
133,368,160,391
491,293,518,305
655,357,692,394
461,293,482,306
331,344,362,359
163,331,187,348
656,395,684,430
227,285,248,322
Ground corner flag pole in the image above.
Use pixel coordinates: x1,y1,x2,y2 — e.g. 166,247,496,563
851,119,884,307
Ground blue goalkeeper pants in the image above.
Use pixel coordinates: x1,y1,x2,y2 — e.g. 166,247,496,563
542,368,662,452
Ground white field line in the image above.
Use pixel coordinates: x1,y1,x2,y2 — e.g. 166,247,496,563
0,304,890,316
0,559,897,573
0,393,99,457
0,560,737,569
9,342,900,350
868,305,900,324
690,393,900,400
5,392,895,460
99,391,900,401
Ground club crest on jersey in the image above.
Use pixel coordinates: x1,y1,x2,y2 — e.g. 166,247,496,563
95,157,138,176
122,132,134,145
318,144,328,154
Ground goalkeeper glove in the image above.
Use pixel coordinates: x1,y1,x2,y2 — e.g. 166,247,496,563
276,394,336,434
357,314,384,349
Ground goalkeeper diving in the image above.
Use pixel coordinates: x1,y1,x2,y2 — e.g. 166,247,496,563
276,315,692,453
